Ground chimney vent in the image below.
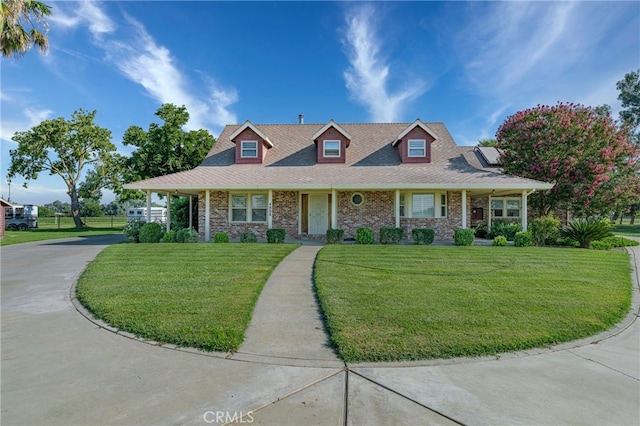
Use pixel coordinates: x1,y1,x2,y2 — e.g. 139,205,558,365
298,114,304,124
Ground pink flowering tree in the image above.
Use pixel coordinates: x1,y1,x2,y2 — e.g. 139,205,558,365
496,102,640,216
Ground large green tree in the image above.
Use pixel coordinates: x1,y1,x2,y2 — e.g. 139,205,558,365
496,102,639,216
617,68,640,133
8,109,123,228
1,0,51,58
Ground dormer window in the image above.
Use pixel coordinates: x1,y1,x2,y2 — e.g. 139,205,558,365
408,140,426,157
241,141,258,158
323,140,341,157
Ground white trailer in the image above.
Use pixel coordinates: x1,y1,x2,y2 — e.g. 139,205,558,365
127,207,167,223
4,204,38,230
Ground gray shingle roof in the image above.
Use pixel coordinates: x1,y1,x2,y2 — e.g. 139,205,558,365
124,122,552,192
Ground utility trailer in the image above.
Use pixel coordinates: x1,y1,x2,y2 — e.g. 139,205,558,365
4,204,38,230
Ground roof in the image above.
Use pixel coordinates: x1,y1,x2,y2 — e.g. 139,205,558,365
0,198,13,207
124,121,553,194
476,146,502,166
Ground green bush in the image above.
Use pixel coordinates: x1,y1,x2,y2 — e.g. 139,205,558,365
412,228,435,245
266,228,286,244
214,232,229,243
176,228,199,243
514,231,533,247
356,227,374,244
123,220,145,243
139,222,164,243
493,235,508,246
240,232,257,243
561,218,613,249
530,215,560,246
326,228,345,244
600,236,639,247
163,229,177,243
454,228,475,246
474,225,489,239
591,240,613,250
490,220,521,241
380,227,404,244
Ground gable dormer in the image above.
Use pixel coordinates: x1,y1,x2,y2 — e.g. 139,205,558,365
313,120,351,164
230,121,274,164
392,119,438,163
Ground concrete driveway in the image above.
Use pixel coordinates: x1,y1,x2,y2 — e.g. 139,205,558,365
1,236,639,425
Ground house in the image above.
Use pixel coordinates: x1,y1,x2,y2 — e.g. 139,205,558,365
1,198,13,238
124,119,553,242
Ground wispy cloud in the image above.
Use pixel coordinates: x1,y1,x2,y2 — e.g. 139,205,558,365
342,4,426,122
0,106,53,142
50,1,116,37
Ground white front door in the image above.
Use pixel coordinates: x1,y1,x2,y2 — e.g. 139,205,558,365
308,194,328,235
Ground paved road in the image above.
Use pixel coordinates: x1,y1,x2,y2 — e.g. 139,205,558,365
1,236,639,425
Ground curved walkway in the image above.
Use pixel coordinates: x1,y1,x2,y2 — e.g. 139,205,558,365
1,236,638,425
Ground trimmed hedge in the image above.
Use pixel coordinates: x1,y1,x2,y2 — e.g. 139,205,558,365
240,232,257,243
380,227,404,244
412,228,435,245
266,228,286,244
176,228,199,243
356,227,374,244
454,228,475,246
163,229,177,243
139,222,164,243
514,231,533,247
214,232,229,243
326,228,345,244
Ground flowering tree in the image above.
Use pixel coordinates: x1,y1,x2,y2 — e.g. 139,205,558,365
496,102,639,216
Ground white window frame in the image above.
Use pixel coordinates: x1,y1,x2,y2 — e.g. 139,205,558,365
398,192,447,218
230,192,268,223
241,140,258,158
408,139,426,157
491,197,521,219
323,140,341,157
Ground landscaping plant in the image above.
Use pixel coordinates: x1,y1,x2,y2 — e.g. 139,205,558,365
379,227,404,244
266,228,286,244
454,228,475,246
490,220,521,241
123,220,145,243
214,232,229,243
356,227,374,244
514,231,533,247
163,229,177,243
176,228,199,243
561,218,613,249
326,228,345,244
412,228,435,245
138,222,164,243
529,215,560,246
492,235,508,246
240,232,257,243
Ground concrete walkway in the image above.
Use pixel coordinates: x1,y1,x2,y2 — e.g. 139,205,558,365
1,236,639,425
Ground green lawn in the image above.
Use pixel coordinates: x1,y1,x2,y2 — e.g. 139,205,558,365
613,221,640,237
1,227,125,246
314,245,632,362
76,243,298,352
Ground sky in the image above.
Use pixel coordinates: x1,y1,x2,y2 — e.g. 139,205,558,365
1,0,639,206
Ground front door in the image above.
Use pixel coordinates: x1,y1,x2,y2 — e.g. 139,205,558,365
308,194,329,235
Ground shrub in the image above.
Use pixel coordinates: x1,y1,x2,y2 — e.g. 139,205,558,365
266,228,286,244
412,228,435,245
139,222,164,243
176,228,199,243
561,218,613,249
474,225,489,239
356,227,374,244
123,220,145,243
240,232,257,243
591,240,613,250
490,220,521,241
163,229,177,243
514,231,533,247
214,232,229,243
380,227,404,244
454,228,475,246
530,215,560,246
600,236,639,247
493,235,508,246
326,228,345,244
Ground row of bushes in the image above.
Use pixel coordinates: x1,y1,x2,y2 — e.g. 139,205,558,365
326,227,437,245
124,221,199,243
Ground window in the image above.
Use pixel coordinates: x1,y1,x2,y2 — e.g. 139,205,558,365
398,192,446,218
408,139,426,157
323,140,340,157
241,141,258,158
351,193,364,206
231,193,267,222
491,198,521,218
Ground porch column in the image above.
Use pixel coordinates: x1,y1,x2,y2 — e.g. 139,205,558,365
488,195,492,229
461,190,467,229
331,189,337,229
268,190,273,228
146,190,152,223
188,195,193,229
166,192,171,232
204,190,210,242
522,190,528,231
395,190,400,228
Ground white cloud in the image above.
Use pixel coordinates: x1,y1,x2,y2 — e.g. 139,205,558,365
50,1,115,36
0,108,53,142
342,4,426,122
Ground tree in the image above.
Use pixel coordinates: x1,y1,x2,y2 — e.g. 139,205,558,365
79,198,102,217
1,0,51,58
496,102,640,216
477,138,497,147
617,69,640,131
8,109,123,228
123,104,215,185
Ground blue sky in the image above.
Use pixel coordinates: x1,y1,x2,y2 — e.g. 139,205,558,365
1,1,639,206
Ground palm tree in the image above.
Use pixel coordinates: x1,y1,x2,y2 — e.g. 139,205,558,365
1,0,51,58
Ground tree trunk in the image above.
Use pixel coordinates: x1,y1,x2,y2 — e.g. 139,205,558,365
69,186,84,228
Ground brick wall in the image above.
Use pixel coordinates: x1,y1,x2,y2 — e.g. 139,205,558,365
400,191,462,241
271,191,298,238
336,191,396,240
